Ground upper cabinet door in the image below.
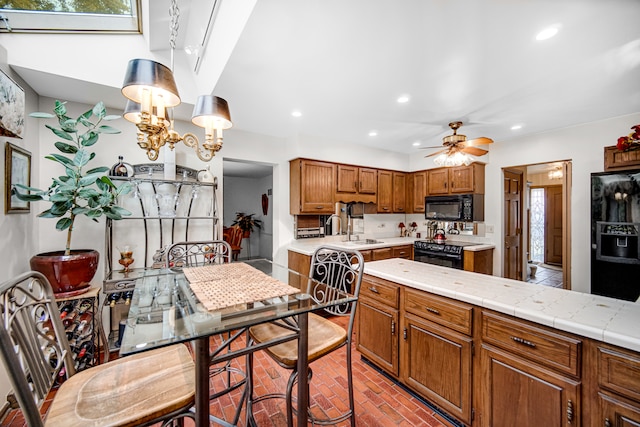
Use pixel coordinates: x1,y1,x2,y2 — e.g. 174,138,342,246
377,170,393,213
290,159,335,214
337,164,358,193
411,171,427,212
393,172,406,213
428,168,449,195
359,167,378,194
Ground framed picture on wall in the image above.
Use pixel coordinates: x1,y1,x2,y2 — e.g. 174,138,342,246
5,142,31,213
0,68,25,139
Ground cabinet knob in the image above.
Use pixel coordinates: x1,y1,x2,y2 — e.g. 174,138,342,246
604,418,612,427
391,321,395,335
368,286,379,294
426,307,440,315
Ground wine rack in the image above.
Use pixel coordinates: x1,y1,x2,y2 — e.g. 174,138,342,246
55,287,103,379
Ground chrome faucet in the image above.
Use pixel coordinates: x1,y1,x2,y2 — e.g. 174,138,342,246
327,214,341,235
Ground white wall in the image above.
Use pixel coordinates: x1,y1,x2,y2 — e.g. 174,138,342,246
0,47,42,410
411,113,640,294
223,174,273,259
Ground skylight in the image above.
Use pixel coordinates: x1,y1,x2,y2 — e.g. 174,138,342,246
0,0,140,33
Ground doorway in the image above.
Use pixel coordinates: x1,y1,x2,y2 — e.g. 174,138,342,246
502,161,572,289
222,159,274,260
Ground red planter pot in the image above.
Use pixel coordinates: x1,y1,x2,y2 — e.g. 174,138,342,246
30,250,99,298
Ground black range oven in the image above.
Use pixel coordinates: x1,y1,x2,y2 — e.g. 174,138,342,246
414,240,479,269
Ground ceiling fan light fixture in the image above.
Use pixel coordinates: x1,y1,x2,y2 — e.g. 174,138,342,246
433,151,472,167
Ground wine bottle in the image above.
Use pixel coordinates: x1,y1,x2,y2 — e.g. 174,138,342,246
77,300,92,314
62,305,80,327
59,302,74,320
123,290,134,305
75,313,92,335
77,341,94,358
108,292,122,307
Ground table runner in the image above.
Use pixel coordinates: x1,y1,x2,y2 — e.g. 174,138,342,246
183,263,300,311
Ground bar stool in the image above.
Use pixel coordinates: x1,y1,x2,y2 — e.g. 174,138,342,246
246,245,364,426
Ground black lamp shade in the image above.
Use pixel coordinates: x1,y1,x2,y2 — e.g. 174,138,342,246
123,100,141,124
121,59,181,107
191,95,233,129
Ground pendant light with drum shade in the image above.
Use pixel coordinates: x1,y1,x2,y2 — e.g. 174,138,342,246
120,0,232,162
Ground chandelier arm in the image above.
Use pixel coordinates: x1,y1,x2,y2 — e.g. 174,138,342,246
183,133,216,162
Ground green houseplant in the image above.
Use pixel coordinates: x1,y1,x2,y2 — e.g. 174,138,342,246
15,100,131,296
231,212,262,237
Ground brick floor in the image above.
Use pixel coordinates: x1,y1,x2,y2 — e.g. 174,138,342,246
2,316,452,427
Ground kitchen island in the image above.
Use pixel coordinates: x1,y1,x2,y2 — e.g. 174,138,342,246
359,258,640,427
288,237,496,281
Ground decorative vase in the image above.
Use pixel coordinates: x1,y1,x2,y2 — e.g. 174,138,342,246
30,250,99,297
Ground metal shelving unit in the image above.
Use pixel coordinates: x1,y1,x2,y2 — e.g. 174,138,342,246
102,163,219,354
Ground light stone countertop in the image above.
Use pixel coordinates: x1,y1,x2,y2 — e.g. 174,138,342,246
363,258,640,353
288,237,495,256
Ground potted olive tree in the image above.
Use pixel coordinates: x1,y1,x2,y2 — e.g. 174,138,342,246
15,100,131,296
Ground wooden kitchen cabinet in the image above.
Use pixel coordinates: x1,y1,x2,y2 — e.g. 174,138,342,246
480,344,581,427
336,164,376,203
410,171,427,213
392,172,407,213
427,164,485,195
592,343,640,427
479,311,582,427
401,290,474,424
463,248,494,275
290,158,336,214
392,245,413,260
357,276,400,376
377,170,393,213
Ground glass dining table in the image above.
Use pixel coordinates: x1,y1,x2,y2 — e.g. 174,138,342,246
119,259,356,427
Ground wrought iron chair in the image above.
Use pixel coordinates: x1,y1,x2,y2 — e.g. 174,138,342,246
0,271,195,427
165,240,232,268
246,245,364,426
165,239,247,425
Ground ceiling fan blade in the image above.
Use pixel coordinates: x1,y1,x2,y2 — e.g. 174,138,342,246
464,136,493,147
461,146,489,156
424,148,448,158
419,145,446,150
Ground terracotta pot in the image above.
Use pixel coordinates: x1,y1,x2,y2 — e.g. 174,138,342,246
30,250,99,298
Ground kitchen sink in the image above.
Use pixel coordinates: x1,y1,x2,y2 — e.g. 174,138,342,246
343,239,384,245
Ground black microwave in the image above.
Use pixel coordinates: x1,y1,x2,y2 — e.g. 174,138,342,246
425,194,484,222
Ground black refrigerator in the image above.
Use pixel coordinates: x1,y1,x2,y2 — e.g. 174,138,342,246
591,169,640,301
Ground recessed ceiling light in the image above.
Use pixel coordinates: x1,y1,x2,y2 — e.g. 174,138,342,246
412,141,421,147
291,110,302,117
511,124,523,130
397,95,410,103
536,25,560,41
368,130,378,137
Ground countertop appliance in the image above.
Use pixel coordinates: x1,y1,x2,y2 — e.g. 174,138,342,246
591,169,640,301
425,194,484,222
414,239,480,269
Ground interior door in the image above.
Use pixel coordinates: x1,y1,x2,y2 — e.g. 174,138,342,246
545,185,563,265
504,169,523,280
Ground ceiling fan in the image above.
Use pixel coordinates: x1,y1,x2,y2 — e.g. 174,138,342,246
422,121,493,158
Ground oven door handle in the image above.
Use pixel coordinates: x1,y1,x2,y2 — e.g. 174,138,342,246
416,252,461,259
